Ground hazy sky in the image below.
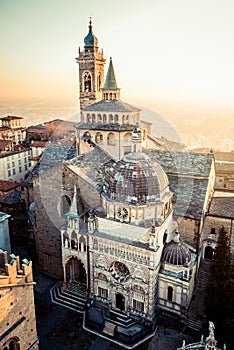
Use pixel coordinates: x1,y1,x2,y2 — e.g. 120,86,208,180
1,0,234,119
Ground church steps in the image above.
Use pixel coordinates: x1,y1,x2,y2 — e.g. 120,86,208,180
105,309,136,328
187,318,203,332
50,282,86,313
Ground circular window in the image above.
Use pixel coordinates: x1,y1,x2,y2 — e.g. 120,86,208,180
117,207,128,221
110,261,130,281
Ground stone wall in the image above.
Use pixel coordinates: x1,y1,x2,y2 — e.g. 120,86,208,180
33,165,65,278
0,254,38,349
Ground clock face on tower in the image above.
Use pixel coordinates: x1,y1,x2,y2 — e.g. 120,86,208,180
117,206,128,221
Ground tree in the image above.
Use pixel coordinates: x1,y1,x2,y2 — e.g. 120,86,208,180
205,226,234,347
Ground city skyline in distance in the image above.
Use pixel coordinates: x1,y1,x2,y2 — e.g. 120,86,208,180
0,0,234,149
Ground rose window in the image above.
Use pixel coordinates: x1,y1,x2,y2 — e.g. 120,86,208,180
110,261,130,281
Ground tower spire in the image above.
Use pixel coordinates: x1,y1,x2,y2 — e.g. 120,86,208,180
102,57,120,101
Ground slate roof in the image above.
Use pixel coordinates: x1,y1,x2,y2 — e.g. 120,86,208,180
208,196,234,218
0,190,23,205
82,99,140,113
75,122,135,131
64,148,212,220
147,150,214,177
168,175,209,219
25,143,76,182
65,146,114,190
102,58,118,90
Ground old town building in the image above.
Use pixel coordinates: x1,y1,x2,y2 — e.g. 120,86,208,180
0,116,26,146
0,250,39,350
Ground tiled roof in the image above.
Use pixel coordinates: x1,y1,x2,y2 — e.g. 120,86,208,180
208,196,234,218
82,99,140,112
0,116,23,120
30,141,48,148
0,180,21,192
214,151,234,162
215,162,234,173
0,140,13,150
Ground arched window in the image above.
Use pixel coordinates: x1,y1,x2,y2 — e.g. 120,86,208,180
87,114,91,123
80,112,84,122
123,132,132,144
103,114,107,123
71,231,78,250
7,337,20,350
163,231,168,244
92,114,96,123
97,114,102,123
63,231,70,248
95,132,103,144
79,235,86,252
107,132,115,146
167,286,173,301
110,93,113,100
109,114,114,123
60,195,71,216
114,114,118,123
83,72,92,92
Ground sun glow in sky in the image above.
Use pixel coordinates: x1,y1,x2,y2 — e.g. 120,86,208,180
0,0,234,121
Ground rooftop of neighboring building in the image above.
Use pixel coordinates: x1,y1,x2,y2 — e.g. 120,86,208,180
0,147,30,159
0,115,23,121
208,195,234,219
25,143,76,184
213,151,234,163
146,150,214,177
0,189,24,205
0,139,13,151
30,140,48,148
0,180,21,193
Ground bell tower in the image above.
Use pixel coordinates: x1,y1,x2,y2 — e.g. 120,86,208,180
76,19,106,109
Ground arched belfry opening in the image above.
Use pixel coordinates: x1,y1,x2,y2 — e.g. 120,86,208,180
83,72,92,92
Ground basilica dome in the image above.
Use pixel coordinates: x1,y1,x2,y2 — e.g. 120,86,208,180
161,233,191,266
103,152,169,205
